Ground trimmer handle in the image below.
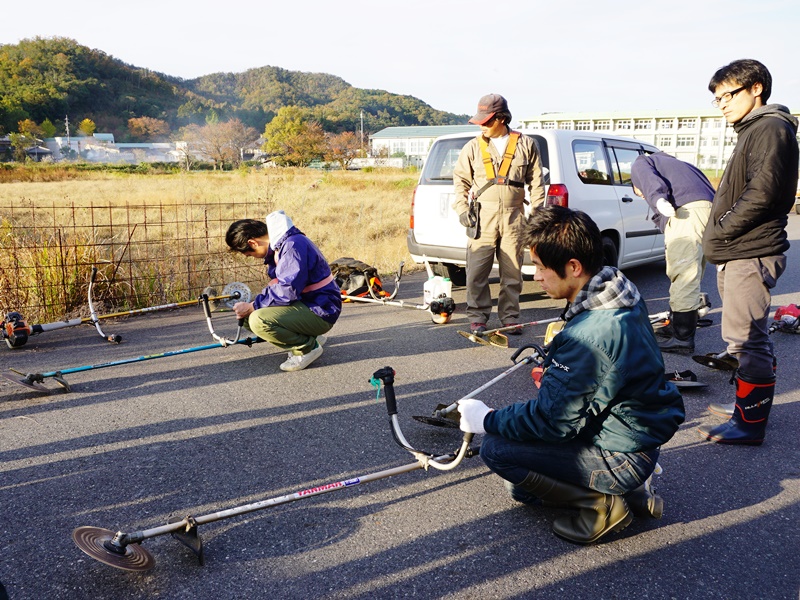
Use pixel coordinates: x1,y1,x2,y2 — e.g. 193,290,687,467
511,343,546,364
372,367,397,415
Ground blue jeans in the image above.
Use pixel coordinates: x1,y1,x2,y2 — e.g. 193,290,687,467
479,434,659,500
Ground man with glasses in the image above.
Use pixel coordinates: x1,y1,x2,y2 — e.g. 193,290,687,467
698,59,798,445
453,94,545,335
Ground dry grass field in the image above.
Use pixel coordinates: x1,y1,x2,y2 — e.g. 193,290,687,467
0,167,420,322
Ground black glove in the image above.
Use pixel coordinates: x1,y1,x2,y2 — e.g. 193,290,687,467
459,211,475,228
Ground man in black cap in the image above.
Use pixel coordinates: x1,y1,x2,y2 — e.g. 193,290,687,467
453,94,545,334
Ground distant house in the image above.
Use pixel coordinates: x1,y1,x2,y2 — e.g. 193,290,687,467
369,125,479,167
45,134,180,163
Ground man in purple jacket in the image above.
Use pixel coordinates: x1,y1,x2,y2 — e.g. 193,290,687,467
225,211,342,372
631,152,716,353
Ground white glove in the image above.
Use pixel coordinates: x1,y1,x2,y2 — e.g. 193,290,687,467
656,198,676,218
457,399,493,434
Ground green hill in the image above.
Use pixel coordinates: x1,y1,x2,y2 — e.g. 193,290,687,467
0,37,468,141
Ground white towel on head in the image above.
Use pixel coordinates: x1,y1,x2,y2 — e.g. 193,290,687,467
266,210,294,249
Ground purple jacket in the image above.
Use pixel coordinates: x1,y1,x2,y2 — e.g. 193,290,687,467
253,226,342,325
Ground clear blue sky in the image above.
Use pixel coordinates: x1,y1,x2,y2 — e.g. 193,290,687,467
3,0,798,120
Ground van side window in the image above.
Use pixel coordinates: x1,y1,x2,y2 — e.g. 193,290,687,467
573,141,612,185
608,146,642,185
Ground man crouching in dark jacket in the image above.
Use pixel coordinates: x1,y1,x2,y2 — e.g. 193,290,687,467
697,59,799,445
457,206,685,545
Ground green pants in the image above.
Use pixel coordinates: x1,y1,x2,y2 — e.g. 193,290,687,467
665,202,711,312
248,302,332,355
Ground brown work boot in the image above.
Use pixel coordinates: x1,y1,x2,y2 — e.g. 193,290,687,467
513,471,633,544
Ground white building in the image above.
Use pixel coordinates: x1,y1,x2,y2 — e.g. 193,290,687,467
370,125,478,167
519,109,800,173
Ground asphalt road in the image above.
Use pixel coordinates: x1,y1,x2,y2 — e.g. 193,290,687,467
2,217,800,599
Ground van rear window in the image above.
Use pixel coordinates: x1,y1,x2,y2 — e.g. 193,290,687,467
421,134,549,185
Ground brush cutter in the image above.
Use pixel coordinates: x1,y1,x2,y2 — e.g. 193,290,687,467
413,344,546,428
692,303,800,371
463,308,700,349
458,317,562,348
2,266,251,349
2,294,262,394
72,366,478,572
341,261,456,324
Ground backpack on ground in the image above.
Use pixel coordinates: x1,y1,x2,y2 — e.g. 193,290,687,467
329,257,389,299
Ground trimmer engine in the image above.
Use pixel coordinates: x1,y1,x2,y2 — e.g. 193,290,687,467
2,312,31,349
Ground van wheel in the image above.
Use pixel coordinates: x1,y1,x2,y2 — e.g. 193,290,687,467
432,263,467,287
602,236,619,268
795,202,800,215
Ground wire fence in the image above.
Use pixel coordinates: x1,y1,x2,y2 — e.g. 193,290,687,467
0,199,270,323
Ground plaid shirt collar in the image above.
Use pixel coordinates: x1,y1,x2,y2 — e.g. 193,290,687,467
564,266,640,321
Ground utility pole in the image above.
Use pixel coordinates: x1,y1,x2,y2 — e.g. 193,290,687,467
360,110,364,157
65,115,71,160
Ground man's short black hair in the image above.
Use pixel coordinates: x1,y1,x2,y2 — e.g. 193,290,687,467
708,59,772,103
523,206,603,278
226,219,267,253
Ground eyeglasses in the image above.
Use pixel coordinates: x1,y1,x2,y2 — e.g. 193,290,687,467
711,86,746,108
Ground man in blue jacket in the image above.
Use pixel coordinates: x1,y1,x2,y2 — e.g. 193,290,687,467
226,211,342,372
631,152,716,353
697,59,798,445
458,206,685,545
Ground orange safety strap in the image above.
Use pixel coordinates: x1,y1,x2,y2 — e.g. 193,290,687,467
478,131,520,182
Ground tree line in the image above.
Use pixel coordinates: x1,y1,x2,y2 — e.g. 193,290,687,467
0,37,467,168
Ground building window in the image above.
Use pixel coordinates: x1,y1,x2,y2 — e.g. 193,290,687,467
676,136,694,147
542,121,556,130
616,119,632,130
658,136,672,147
595,120,611,130
575,121,591,131
527,122,541,129
558,121,573,130
678,118,697,129
634,119,652,130
658,119,674,129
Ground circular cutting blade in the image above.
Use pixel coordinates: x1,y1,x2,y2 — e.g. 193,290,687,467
220,282,252,308
72,526,155,572
411,414,461,428
457,330,491,346
692,353,738,371
1,373,51,394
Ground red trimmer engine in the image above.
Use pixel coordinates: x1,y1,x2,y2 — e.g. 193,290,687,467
2,312,32,349
772,303,800,333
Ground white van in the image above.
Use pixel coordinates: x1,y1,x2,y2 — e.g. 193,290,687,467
407,129,665,285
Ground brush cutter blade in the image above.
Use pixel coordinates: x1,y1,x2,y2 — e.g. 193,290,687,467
1,373,51,394
412,403,461,428
412,414,460,428
692,352,738,371
457,330,491,346
665,370,708,389
220,282,252,309
72,526,156,572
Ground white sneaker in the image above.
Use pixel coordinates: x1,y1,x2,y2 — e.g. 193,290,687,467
316,334,327,347
280,343,323,372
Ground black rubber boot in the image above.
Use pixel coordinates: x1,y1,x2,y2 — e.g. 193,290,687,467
698,371,775,445
658,310,698,354
706,357,776,419
623,476,663,519
513,471,632,544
